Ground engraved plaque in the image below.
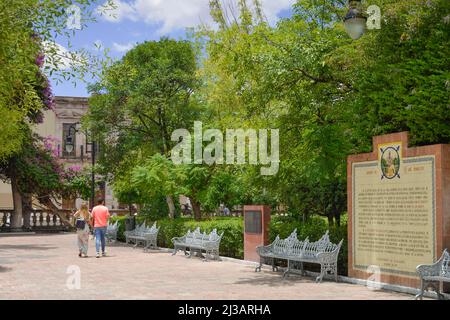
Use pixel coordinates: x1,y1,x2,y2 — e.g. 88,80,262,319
245,211,262,234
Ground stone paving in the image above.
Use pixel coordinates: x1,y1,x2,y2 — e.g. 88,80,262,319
0,233,414,300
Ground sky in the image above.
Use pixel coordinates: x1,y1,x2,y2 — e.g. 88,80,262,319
51,0,296,97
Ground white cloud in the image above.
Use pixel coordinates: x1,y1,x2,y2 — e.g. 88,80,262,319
43,41,83,70
112,41,135,52
98,0,295,34
98,0,138,23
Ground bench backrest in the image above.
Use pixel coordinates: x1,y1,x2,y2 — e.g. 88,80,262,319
208,229,223,243
302,231,339,258
107,221,118,231
272,229,308,256
135,222,146,233
145,222,159,234
185,227,204,244
184,227,223,245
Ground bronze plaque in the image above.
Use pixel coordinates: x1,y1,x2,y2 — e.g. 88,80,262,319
245,211,262,234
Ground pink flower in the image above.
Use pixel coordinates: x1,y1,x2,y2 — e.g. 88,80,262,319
67,165,82,172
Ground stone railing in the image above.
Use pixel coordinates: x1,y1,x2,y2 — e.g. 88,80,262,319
0,209,131,232
0,209,72,232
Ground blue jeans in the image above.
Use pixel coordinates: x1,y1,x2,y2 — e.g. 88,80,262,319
94,227,107,254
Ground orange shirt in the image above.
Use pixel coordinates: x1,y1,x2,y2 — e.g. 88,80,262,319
91,205,110,227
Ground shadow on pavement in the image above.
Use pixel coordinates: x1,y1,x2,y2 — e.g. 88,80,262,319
0,244,57,251
0,265,12,273
233,272,314,287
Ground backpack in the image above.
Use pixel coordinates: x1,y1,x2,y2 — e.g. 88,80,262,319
76,218,86,230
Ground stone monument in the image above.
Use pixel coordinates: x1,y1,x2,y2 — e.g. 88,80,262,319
347,131,450,288
243,205,271,262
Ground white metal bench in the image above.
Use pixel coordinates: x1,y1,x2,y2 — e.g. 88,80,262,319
124,222,160,252
105,221,119,243
256,230,343,283
415,249,450,300
171,227,224,261
255,229,309,273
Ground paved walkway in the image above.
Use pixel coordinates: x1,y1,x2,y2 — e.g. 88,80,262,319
0,234,413,300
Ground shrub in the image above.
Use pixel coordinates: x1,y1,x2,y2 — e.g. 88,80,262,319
110,214,347,274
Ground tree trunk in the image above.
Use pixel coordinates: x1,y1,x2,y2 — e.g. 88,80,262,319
39,196,73,228
10,172,23,231
22,193,32,230
191,199,202,221
327,214,334,227
166,196,176,219
335,213,341,227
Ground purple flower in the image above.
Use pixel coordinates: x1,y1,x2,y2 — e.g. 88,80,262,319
68,165,82,173
43,136,60,157
41,81,55,111
35,53,45,67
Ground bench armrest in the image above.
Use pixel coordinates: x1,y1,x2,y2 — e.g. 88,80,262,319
316,240,343,264
417,249,448,278
171,236,186,244
256,244,273,256
416,262,441,278
204,240,220,250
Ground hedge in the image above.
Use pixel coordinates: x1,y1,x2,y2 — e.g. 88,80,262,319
110,216,244,259
110,215,348,274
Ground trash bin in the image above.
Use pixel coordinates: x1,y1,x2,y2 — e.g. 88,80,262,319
125,215,136,231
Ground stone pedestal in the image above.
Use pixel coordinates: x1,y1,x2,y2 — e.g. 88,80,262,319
243,205,271,262
347,131,450,288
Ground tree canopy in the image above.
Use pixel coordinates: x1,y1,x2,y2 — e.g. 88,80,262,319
83,0,449,223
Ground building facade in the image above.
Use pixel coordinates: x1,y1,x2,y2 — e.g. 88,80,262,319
0,96,119,210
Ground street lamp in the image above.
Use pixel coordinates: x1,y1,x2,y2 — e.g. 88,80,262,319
65,136,74,154
65,123,81,155
344,0,367,40
64,123,98,210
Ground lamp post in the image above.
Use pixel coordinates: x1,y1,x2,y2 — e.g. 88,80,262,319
64,123,97,210
90,140,96,210
344,0,368,40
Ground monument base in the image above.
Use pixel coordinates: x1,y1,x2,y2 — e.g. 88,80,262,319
243,205,270,262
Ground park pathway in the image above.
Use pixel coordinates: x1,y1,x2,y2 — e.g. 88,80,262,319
0,233,413,300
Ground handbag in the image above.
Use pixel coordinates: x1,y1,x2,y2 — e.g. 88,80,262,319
75,218,86,230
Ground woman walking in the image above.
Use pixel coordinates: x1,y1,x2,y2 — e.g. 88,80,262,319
73,204,91,258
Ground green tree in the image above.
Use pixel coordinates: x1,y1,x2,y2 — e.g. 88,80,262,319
195,0,449,225
0,0,111,228
347,0,450,148
86,38,201,218
0,0,111,161
0,129,91,228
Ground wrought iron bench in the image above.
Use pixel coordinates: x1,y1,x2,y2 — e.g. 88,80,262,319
171,227,224,261
415,249,450,300
256,230,343,283
124,222,160,252
255,229,308,273
105,221,119,243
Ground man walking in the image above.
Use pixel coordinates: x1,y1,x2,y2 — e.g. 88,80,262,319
91,198,110,258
